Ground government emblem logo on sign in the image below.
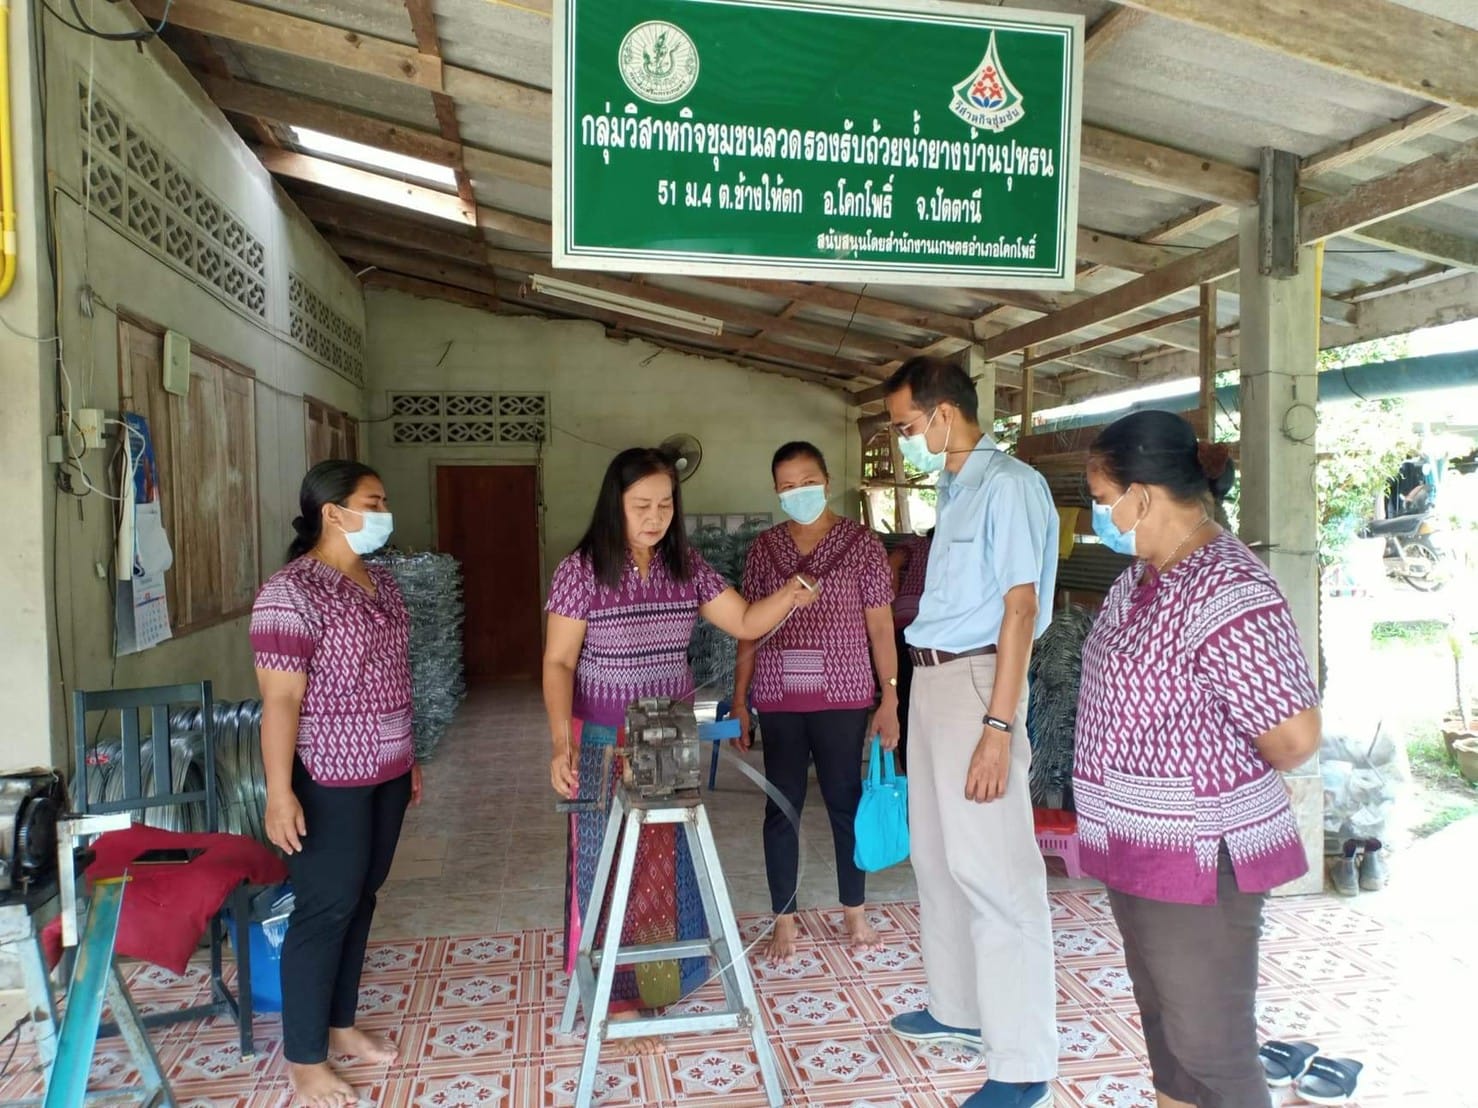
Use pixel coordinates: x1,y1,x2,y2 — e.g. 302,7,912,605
948,31,1025,133
619,21,700,104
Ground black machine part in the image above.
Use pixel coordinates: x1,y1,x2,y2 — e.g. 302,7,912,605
623,698,703,798
0,771,65,894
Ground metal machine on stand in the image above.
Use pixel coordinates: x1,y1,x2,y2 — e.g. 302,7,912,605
0,810,176,1107
557,698,785,1108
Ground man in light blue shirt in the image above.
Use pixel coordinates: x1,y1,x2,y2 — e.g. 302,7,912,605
882,356,1058,1108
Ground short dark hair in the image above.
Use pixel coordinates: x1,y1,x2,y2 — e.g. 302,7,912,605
575,447,693,589
883,356,979,423
770,441,828,481
289,460,381,560
1090,410,1236,505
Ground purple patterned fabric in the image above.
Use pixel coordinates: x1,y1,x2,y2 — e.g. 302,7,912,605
250,557,414,788
546,550,730,727
740,520,893,713
1073,533,1319,905
892,535,932,629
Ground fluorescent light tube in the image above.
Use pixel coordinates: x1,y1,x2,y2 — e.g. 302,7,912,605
529,275,724,336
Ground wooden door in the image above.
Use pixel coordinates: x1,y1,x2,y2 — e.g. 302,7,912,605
436,465,542,682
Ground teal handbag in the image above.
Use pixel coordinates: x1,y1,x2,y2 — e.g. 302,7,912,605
853,735,910,872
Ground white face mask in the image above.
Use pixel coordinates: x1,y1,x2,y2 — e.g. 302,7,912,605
339,507,394,555
898,408,948,474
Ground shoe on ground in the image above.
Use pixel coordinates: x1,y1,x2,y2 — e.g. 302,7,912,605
960,1079,1052,1107
1359,839,1388,892
889,1009,982,1049
1331,840,1361,897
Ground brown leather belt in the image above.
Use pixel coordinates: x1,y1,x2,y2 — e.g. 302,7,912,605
909,645,997,667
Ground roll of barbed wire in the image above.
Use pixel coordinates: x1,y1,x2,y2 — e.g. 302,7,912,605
1026,605,1095,810
367,550,466,760
687,522,766,692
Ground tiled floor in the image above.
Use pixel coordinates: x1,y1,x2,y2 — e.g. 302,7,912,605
1,687,1465,1106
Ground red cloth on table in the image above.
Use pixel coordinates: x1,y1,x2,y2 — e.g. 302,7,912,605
41,825,286,975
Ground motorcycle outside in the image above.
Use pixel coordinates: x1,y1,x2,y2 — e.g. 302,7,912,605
1359,513,1448,591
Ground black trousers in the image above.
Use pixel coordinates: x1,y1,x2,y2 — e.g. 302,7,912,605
893,627,914,774
1109,846,1270,1108
760,708,869,915
281,759,411,1064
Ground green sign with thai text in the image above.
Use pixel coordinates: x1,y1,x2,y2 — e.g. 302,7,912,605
554,0,1083,289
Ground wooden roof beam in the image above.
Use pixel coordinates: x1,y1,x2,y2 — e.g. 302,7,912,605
134,0,551,117
981,138,1478,359
359,268,865,389
327,232,920,368
255,147,554,244
1114,0,1478,111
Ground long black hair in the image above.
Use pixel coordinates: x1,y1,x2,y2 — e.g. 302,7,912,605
1090,410,1236,505
288,460,382,561
576,448,692,589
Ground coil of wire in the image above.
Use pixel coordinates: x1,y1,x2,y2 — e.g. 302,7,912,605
79,699,269,843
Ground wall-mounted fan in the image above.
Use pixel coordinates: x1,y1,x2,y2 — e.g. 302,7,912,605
660,433,704,482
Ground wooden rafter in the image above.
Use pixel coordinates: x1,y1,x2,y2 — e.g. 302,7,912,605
1023,306,1202,368
254,147,554,243
289,193,979,348
134,0,549,117
324,232,923,370
402,0,476,213
201,76,461,166
256,147,475,225
983,138,1478,358
361,272,856,389
1084,7,1146,62
1115,0,1478,111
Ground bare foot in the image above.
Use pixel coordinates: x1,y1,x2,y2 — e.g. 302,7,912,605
842,905,884,955
328,1025,399,1064
763,913,800,964
608,1008,666,1056
289,1061,356,1108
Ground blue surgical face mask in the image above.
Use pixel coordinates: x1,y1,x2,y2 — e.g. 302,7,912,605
779,485,828,525
341,508,394,555
898,408,947,474
1092,488,1140,558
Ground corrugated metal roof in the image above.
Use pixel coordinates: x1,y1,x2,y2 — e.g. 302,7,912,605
165,0,1478,393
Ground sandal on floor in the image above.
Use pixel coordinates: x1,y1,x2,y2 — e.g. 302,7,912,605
1258,1040,1319,1086
1297,1057,1364,1105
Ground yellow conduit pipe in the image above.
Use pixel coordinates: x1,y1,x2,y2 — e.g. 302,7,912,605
0,0,17,301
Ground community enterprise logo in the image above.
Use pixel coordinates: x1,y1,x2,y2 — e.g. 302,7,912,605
949,31,1024,133
619,21,699,104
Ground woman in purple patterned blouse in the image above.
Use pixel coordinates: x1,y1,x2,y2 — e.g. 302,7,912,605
543,447,816,1055
734,442,898,964
251,461,422,1108
1074,412,1321,1108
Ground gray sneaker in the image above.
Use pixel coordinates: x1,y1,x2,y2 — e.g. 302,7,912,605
1359,839,1388,891
1331,840,1361,897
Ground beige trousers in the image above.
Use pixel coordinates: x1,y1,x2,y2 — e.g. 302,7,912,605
908,653,1058,1083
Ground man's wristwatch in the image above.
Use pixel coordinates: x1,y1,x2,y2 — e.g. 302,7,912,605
982,715,1012,734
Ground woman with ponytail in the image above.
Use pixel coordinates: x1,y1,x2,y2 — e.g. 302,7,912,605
1074,411,1322,1108
250,460,422,1107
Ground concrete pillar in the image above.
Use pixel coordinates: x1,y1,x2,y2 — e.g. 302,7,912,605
957,344,997,426
1237,208,1323,895
0,0,63,773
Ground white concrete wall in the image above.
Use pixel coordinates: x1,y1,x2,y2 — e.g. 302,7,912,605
363,291,861,583
4,9,368,770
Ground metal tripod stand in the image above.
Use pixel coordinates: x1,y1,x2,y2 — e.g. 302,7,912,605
558,784,785,1108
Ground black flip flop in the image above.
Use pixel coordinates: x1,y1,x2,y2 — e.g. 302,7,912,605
1297,1056,1364,1105
1258,1040,1319,1087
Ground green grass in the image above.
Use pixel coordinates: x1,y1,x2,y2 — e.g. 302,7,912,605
1372,620,1448,648
1408,729,1455,776
1413,801,1478,839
